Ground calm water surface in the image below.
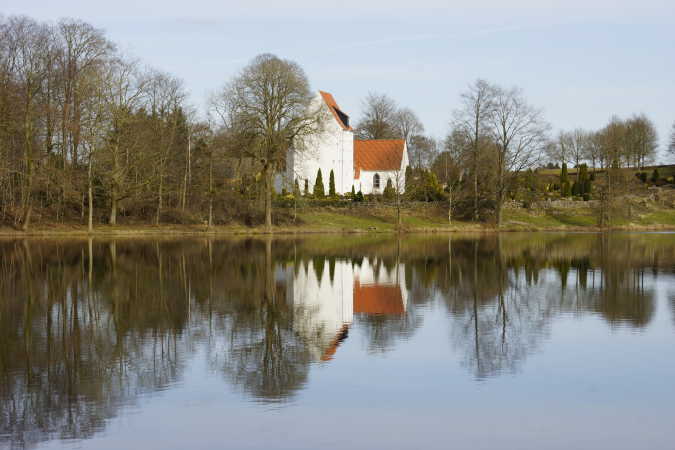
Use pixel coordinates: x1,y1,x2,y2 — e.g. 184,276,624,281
1,233,674,450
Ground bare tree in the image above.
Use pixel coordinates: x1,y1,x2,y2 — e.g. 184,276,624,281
489,85,549,226
569,129,589,177
394,107,423,150
670,122,675,160
180,106,198,211
99,57,147,224
584,131,604,171
408,134,437,169
625,114,658,169
595,117,629,227
145,70,186,224
79,62,112,232
452,79,496,222
389,168,406,232
217,54,322,231
355,92,399,140
56,19,114,217
4,17,53,230
438,129,471,224
547,131,572,168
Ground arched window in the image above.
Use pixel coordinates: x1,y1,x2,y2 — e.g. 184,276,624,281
373,173,380,190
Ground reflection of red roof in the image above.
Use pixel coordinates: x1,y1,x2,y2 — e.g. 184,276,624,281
319,90,352,131
353,281,405,315
354,140,405,179
320,324,350,362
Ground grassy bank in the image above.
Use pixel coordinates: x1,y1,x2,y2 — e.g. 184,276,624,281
1,203,675,237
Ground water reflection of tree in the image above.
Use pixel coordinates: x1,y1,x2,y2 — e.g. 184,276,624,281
437,234,663,378
0,234,672,447
437,237,553,378
208,239,311,403
0,240,191,449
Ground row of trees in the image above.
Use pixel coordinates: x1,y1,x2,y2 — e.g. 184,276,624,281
426,80,674,226
2,14,673,231
547,115,659,171
0,15,211,231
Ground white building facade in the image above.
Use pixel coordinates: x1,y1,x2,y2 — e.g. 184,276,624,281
280,91,409,196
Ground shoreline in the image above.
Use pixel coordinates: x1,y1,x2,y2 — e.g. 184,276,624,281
1,223,674,238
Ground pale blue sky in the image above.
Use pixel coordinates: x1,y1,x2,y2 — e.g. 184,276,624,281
5,1,675,160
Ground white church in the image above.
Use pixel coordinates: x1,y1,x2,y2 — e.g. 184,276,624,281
279,91,409,195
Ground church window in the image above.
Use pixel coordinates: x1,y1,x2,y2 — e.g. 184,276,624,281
373,173,381,189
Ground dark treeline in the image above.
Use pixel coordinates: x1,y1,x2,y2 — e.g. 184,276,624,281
1,234,674,447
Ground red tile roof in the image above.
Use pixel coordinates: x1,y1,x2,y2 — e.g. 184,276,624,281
354,139,405,179
353,281,405,315
319,90,352,131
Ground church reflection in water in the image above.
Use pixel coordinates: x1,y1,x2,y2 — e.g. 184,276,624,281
1,234,674,448
285,258,407,362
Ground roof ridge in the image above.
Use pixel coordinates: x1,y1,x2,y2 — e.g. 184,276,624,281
355,138,404,142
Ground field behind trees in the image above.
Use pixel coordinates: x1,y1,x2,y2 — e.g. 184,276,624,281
1,14,674,234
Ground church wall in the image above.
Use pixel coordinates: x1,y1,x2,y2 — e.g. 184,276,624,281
284,97,355,195
356,170,404,195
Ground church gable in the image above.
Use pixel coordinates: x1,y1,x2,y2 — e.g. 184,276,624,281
319,91,352,131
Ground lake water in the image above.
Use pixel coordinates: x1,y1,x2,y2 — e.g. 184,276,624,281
1,233,674,450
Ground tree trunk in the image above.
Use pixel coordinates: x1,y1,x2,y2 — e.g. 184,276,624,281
181,131,191,211
396,194,401,232
495,192,503,227
264,164,273,233
110,148,119,225
208,150,213,228
156,170,163,225
20,202,32,231
473,114,480,223
496,154,504,227
20,108,34,232
473,155,478,222
448,189,452,225
87,153,93,233
109,189,117,225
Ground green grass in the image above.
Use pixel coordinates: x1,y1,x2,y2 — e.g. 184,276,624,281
297,207,478,232
299,211,395,231
635,209,675,226
502,209,598,228
549,212,597,227
300,205,675,233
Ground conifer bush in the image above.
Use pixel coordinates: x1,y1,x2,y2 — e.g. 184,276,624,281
313,169,325,198
329,169,336,197
651,168,660,183
383,179,395,200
